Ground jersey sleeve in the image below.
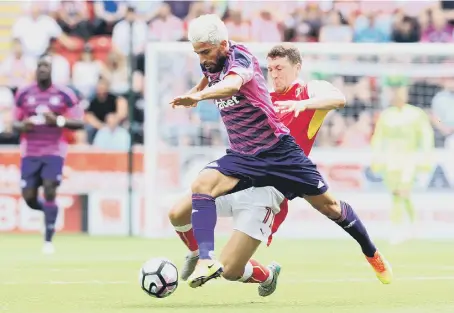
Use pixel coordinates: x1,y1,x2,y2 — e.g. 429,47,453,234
61,87,84,119
227,49,254,84
306,80,343,99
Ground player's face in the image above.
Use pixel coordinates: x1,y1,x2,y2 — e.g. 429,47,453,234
390,86,408,106
267,56,300,93
193,41,228,73
36,57,52,81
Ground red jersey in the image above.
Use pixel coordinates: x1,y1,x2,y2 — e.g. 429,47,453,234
267,81,329,246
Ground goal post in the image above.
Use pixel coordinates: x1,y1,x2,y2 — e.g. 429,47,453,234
143,42,454,239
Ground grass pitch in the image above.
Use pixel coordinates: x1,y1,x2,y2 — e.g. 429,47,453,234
1,235,453,313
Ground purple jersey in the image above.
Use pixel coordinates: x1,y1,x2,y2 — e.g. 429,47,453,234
14,83,82,157
201,42,289,155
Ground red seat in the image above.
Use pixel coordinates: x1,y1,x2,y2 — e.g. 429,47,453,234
88,36,112,62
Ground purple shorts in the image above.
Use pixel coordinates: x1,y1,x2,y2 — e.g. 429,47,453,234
20,156,64,189
205,136,328,200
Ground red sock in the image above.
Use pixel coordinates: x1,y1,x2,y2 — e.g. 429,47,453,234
174,224,199,253
239,259,272,284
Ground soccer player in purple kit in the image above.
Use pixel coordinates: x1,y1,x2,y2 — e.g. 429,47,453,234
170,14,393,288
13,55,84,254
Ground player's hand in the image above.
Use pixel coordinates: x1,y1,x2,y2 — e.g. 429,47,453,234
274,100,306,117
22,118,35,132
170,93,201,108
43,111,57,126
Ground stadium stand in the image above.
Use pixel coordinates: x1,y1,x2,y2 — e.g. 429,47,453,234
0,0,453,149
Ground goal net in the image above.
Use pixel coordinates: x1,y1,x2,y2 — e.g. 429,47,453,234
143,42,454,239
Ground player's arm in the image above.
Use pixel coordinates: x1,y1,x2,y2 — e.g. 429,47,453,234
12,88,33,132
12,109,33,132
193,52,254,101
194,74,244,100
171,50,252,107
302,80,346,110
44,89,85,130
275,80,346,115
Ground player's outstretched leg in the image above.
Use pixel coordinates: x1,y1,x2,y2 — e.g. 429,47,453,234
237,259,281,297
41,180,59,254
188,169,239,284
219,230,281,297
168,193,200,281
305,192,393,284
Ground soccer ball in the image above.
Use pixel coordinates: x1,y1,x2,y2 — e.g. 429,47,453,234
139,257,179,298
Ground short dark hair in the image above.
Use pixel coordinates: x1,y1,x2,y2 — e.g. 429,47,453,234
267,44,302,65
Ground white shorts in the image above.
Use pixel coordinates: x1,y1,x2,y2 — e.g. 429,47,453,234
216,186,285,243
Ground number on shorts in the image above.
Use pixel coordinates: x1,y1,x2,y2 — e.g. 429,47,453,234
262,207,274,228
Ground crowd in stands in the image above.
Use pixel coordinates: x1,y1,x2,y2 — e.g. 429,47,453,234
0,0,453,151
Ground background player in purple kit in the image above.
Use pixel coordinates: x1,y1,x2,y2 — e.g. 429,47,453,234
13,55,84,254
170,14,393,289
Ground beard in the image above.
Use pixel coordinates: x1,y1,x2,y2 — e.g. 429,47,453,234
205,54,227,73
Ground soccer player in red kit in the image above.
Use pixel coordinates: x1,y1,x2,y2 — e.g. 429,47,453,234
13,55,84,254
266,44,347,244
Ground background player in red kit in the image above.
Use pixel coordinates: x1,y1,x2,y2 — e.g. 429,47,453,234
168,43,350,294
13,55,84,254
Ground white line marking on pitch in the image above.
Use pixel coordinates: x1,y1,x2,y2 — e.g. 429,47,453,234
3,276,454,286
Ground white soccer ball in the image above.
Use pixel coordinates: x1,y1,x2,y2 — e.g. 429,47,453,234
139,257,179,298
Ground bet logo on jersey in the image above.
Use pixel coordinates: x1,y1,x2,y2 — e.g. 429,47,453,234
215,96,240,109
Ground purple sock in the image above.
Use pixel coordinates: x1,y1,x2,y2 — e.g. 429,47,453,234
192,193,217,260
333,201,377,257
43,201,58,242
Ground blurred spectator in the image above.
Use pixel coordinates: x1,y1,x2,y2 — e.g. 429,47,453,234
193,99,222,146
421,9,454,42
149,3,184,41
100,51,129,95
224,9,251,42
392,16,420,42
56,0,92,40
250,9,282,42
126,0,162,22
340,111,373,148
12,2,74,59
167,0,193,20
319,10,353,42
93,113,130,151
46,38,71,85
0,87,18,145
183,2,208,35
441,0,454,25
93,0,127,35
72,44,102,99
354,15,389,42
31,0,62,19
293,23,314,42
112,6,147,56
85,79,128,142
291,4,323,41
0,39,36,92
431,78,454,148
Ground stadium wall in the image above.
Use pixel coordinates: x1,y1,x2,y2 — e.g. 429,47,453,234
0,147,453,239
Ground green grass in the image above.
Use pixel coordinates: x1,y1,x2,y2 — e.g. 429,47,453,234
1,235,454,313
